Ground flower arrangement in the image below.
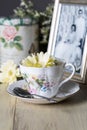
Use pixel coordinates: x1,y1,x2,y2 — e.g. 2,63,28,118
13,0,54,51
13,0,39,21
22,52,59,67
20,52,61,94
39,3,54,45
0,52,59,85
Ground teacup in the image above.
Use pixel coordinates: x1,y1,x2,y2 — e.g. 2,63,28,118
19,59,75,98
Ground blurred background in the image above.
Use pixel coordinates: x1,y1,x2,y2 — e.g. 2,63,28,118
0,0,53,16
0,0,54,64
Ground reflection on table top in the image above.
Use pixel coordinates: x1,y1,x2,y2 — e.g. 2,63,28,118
0,83,87,130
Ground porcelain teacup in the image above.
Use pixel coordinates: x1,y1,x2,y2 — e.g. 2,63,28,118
19,59,75,98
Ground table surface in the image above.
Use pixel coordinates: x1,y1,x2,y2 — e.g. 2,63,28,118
0,82,87,130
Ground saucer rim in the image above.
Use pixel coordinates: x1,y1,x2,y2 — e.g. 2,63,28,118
7,79,80,104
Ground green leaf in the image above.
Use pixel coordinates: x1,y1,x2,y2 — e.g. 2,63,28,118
14,36,22,41
0,37,5,42
3,42,8,47
14,43,23,50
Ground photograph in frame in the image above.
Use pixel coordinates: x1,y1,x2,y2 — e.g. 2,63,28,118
48,0,87,83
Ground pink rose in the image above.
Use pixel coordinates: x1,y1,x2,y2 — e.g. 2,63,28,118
29,88,37,94
3,26,17,41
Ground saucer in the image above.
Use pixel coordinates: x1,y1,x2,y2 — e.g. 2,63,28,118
7,80,80,104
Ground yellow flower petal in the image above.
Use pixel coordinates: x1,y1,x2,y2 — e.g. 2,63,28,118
22,52,59,68
0,60,18,84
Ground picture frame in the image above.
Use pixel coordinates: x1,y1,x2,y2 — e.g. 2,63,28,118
48,0,87,83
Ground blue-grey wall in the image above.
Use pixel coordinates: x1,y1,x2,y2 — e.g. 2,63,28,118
0,0,53,17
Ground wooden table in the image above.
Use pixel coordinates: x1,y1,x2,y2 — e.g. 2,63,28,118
0,83,87,130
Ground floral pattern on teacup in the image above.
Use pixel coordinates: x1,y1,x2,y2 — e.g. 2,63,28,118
0,25,23,50
29,88,37,94
23,73,56,94
41,86,50,92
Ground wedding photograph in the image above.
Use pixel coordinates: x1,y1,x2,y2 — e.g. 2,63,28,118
48,1,87,83
54,4,87,73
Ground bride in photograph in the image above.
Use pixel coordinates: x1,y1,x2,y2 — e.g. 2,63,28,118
55,24,82,71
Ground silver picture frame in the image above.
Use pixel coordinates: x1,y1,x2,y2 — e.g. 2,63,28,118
48,0,87,83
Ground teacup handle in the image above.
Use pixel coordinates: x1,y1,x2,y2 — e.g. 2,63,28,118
58,63,75,88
